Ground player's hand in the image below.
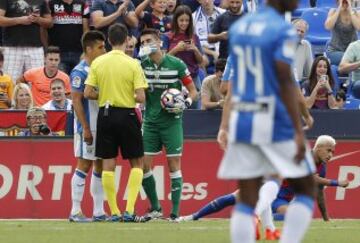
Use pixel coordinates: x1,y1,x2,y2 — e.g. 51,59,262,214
83,127,93,145
217,128,228,150
303,114,314,130
339,179,349,187
294,131,306,163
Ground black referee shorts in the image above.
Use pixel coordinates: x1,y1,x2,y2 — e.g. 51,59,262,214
96,107,144,159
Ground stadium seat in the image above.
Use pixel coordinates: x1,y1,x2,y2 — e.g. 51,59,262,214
301,8,330,53
316,0,337,9
344,98,360,109
293,0,312,18
331,65,340,92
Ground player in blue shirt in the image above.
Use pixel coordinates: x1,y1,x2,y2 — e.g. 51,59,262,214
69,31,107,222
217,1,316,242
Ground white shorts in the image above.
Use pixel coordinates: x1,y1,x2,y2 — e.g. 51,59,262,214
218,140,315,180
74,131,97,161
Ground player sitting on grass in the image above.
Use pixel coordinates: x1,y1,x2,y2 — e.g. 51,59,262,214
178,135,347,239
272,135,349,221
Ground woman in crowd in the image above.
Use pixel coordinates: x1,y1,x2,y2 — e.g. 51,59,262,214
302,56,338,109
325,0,360,65
11,83,34,110
162,5,203,93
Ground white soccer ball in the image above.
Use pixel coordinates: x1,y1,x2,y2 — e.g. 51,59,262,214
160,88,184,109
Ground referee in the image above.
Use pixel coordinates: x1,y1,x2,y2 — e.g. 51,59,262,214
84,23,148,222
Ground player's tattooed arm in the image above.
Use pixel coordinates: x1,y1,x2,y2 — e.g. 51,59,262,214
317,188,330,221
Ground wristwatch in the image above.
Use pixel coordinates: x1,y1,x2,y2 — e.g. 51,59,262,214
327,90,334,96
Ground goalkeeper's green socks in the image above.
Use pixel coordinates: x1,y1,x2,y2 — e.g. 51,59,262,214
142,171,161,211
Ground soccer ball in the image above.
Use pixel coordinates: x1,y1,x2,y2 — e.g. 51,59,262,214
160,88,184,109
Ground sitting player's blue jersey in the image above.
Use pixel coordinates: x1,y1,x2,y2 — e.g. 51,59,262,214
228,6,298,144
71,60,99,133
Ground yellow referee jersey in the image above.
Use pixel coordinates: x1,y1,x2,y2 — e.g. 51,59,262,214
85,50,148,108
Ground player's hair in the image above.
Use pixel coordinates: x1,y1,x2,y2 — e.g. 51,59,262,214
314,135,336,148
292,18,309,31
215,58,227,73
50,78,65,88
140,28,161,40
45,46,61,56
81,30,105,53
108,23,128,46
172,5,194,37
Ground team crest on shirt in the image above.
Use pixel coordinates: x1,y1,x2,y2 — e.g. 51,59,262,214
73,4,82,13
72,76,82,88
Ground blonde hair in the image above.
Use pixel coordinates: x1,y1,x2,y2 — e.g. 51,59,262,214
12,83,34,110
314,135,336,148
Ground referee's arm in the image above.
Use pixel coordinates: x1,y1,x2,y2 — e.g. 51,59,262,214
134,88,146,103
134,62,148,104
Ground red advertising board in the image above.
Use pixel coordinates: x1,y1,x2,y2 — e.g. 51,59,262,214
0,139,359,219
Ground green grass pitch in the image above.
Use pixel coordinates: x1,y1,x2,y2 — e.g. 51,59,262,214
0,219,359,243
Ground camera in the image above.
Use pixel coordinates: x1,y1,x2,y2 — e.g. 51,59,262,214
39,124,50,135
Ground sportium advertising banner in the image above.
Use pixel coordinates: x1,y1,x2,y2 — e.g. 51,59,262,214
0,140,359,219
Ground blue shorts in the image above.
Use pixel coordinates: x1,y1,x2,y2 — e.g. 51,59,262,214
271,198,290,213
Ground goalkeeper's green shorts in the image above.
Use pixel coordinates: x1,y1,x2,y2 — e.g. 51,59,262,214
142,121,183,157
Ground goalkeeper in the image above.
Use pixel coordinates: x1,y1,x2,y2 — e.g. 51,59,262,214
139,28,198,221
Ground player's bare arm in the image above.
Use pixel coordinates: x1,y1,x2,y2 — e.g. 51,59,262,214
276,60,305,162
217,83,232,150
317,188,330,221
72,91,93,145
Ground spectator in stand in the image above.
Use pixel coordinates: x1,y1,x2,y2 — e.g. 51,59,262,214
42,78,72,110
19,107,54,136
292,18,313,83
17,46,71,106
48,0,90,74
220,0,257,12
208,0,245,59
201,58,225,110
0,49,13,109
11,83,34,110
181,0,200,12
125,36,137,58
162,5,203,97
0,0,53,82
166,0,179,17
193,0,225,75
302,56,338,109
335,89,346,108
91,0,138,50
338,40,360,85
135,0,172,34
325,0,360,66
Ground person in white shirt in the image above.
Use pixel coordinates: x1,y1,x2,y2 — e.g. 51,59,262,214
292,18,313,82
42,78,72,110
193,0,225,73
